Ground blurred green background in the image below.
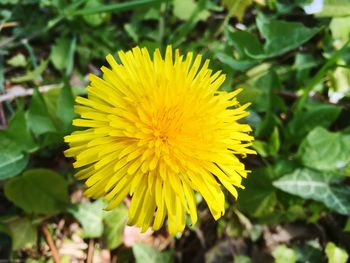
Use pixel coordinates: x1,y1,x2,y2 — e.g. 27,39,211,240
0,0,350,262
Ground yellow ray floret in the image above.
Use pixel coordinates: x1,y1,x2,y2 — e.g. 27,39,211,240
64,46,256,234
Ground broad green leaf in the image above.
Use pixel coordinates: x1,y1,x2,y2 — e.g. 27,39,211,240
255,16,320,58
252,70,283,113
238,168,277,217
298,127,350,172
316,0,350,17
325,242,348,263
272,245,296,263
67,200,104,238
103,204,128,249
0,152,28,180
273,168,350,215
330,17,350,43
27,88,57,136
7,218,37,250
286,104,341,143
6,110,37,152
4,169,69,214
11,59,48,83
50,37,71,71
173,0,209,21
133,244,173,263
0,111,37,180
227,30,264,58
216,52,258,71
294,243,323,263
221,0,253,21
82,0,108,26
173,0,196,20
56,84,76,133
7,53,26,67
344,218,350,232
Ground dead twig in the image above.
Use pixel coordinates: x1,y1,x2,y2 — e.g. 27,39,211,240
41,223,61,263
0,21,19,31
0,83,63,103
86,239,94,263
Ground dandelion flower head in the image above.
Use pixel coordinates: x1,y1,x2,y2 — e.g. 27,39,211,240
64,46,255,234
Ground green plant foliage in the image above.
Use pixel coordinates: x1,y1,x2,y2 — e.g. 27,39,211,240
103,204,128,249
325,242,349,263
67,200,105,238
298,127,350,172
0,111,37,180
27,88,58,136
7,218,37,251
273,168,350,215
4,169,69,214
272,245,297,263
133,244,173,263
1,0,350,261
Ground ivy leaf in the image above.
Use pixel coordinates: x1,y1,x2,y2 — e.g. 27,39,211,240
133,244,173,263
67,200,104,238
7,218,37,251
103,204,128,250
4,169,69,215
325,242,349,263
298,127,350,172
273,168,350,215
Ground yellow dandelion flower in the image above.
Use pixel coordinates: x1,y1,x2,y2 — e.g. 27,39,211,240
64,46,256,234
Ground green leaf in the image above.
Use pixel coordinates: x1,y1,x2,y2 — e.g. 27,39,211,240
7,110,37,152
227,30,264,58
7,218,37,250
7,53,27,67
50,37,72,72
0,110,37,180
56,84,76,133
4,169,69,215
216,52,258,71
298,127,350,172
72,0,162,16
0,152,28,181
67,200,104,238
287,104,341,144
103,204,128,249
27,88,57,136
238,168,277,217
173,0,196,20
273,168,350,215
294,243,323,263
272,245,296,263
268,127,280,157
82,0,108,26
330,17,350,43
133,244,173,263
325,242,349,263
173,0,209,21
11,59,48,83
255,16,321,58
316,0,350,17
221,0,253,21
